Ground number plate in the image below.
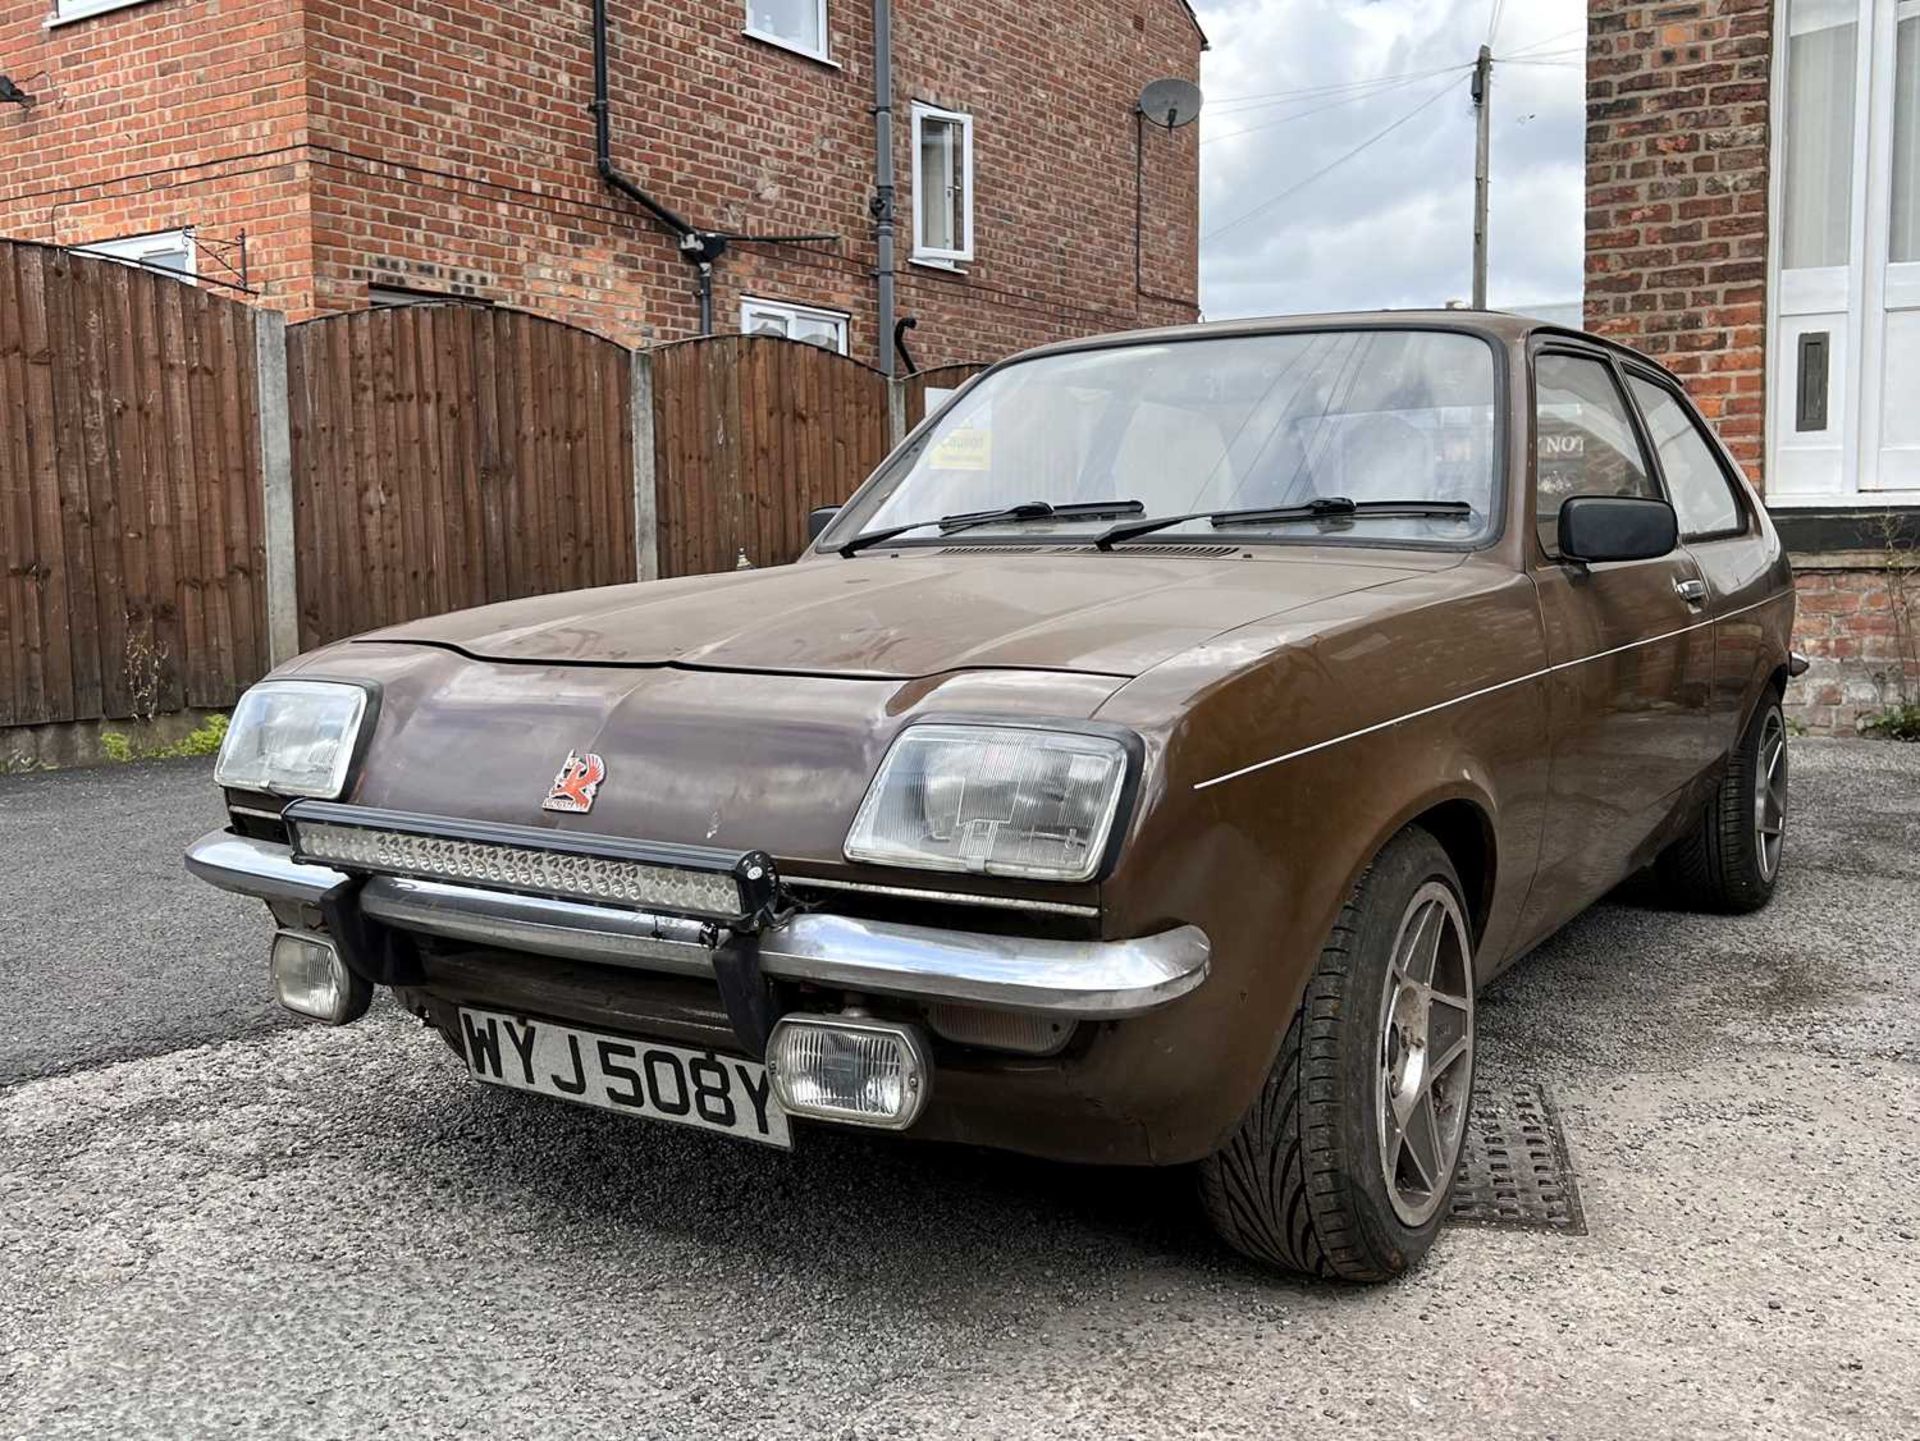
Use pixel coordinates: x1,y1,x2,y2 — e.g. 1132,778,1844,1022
457,1007,791,1149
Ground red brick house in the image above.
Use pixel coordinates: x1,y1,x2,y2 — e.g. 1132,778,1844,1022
0,0,1205,372
1586,0,1920,732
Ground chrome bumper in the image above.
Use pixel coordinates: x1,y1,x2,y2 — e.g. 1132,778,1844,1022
184,831,1209,1017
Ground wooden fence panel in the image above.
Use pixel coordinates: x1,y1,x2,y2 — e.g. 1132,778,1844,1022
0,240,267,727
650,335,892,577
286,307,634,650
3,258,1010,729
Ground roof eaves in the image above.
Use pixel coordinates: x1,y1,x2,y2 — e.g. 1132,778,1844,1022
1174,0,1210,51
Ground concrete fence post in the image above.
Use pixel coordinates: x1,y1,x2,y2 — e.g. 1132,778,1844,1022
887,376,909,451
631,349,659,582
254,309,300,665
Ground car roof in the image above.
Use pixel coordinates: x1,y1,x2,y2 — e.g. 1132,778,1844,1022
1010,309,1660,370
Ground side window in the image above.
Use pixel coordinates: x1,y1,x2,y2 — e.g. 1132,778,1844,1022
1533,353,1658,555
1626,376,1746,539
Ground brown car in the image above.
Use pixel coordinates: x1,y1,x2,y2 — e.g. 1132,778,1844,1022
188,313,1799,1281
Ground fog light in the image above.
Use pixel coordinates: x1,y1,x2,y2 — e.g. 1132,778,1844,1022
269,929,372,1025
766,1016,930,1131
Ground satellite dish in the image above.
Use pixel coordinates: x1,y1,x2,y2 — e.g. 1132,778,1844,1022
1137,78,1203,130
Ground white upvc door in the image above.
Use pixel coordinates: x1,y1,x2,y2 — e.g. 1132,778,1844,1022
1861,0,1920,490
1770,0,1920,503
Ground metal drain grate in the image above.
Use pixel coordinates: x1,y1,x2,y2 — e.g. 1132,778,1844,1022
1447,1079,1587,1234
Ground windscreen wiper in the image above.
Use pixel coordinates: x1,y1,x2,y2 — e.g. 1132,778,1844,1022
1095,497,1474,551
837,499,1145,558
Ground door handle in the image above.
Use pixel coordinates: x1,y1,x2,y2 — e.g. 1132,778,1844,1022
1673,578,1708,606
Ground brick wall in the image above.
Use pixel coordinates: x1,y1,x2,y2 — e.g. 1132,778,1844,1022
1,0,1202,366
1791,567,1918,734
1583,0,1774,480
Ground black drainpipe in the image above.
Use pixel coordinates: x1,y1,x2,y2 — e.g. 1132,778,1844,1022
590,0,841,337
590,0,727,332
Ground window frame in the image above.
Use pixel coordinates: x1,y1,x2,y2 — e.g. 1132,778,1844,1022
910,102,975,265
70,228,198,278
1529,342,1670,562
742,0,831,64
739,295,851,355
46,0,163,25
1620,365,1754,544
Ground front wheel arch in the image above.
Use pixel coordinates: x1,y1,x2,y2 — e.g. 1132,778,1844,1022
1407,797,1497,946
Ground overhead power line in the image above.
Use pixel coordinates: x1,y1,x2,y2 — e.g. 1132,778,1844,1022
1202,74,1470,244
1201,70,1451,148
1502,25,1588,59
1206,62,1469,112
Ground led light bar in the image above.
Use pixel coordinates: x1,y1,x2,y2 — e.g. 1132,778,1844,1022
283,802,777,925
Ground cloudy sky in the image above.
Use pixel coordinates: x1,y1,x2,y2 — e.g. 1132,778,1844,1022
1192,0,1588,319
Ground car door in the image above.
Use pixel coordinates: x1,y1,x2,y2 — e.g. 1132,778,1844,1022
1621,367,1785,751
1519,345,1716,937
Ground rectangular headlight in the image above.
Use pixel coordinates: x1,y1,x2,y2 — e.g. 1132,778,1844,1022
215,680,370,799
845,724,1130,882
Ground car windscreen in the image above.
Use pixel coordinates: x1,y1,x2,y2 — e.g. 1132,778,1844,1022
830,329,1502,548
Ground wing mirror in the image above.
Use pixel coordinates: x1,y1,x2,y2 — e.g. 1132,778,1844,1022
1558,495,1678,563
807,505,840,543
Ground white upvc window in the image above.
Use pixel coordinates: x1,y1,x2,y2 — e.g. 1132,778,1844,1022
740,296,849,353
911,103,974,265
1769,0,1920,505
744,0,829,62
71,228,197,277
47,0,161,25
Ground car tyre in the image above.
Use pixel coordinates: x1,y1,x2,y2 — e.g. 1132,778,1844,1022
1199,827,1475,1282
1656,694,1787,914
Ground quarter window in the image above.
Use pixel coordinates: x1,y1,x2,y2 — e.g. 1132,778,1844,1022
744,0,828,60
1627,377,1746,539
740,296,849,353
1534,354,1658,554
912,104,974,264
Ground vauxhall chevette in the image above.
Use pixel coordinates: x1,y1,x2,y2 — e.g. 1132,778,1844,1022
189,312,1798,1280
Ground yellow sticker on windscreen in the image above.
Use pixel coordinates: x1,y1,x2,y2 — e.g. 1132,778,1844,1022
928,424,991,471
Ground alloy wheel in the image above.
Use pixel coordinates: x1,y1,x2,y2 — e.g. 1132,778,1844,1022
1376,881,1475,1227
1754,708,1788,882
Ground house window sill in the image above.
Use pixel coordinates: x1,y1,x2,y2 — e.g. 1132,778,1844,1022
910,256,969,275
741,28,841,69
46,0,164,27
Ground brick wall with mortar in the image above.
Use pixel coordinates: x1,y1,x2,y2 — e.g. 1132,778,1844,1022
1584,0,1907,734
1,0,1201,367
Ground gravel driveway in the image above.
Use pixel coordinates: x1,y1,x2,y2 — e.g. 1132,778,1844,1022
2,741,1916,1439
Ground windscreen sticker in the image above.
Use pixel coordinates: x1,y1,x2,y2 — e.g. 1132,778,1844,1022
929,423,991,471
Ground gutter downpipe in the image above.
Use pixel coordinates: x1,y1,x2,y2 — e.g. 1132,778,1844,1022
872,0,897,376
590,0,722,334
